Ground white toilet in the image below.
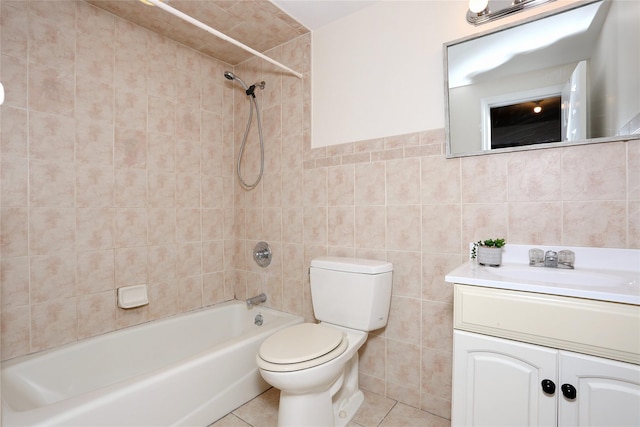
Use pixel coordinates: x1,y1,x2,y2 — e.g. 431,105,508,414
256,256,393,427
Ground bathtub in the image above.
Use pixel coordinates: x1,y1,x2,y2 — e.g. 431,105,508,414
1,300,303,426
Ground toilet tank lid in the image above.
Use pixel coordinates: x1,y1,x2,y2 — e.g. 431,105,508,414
311,257,393,274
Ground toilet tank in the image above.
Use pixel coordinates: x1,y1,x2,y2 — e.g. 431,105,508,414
310,257,393,331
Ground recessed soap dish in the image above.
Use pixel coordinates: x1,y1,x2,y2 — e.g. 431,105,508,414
117,284,149,309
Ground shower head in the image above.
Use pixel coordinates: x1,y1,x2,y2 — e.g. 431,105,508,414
223,71,249,91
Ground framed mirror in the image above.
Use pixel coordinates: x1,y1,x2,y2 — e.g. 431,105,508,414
444,0,640,158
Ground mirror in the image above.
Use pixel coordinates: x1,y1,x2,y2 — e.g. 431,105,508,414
445,0,640,157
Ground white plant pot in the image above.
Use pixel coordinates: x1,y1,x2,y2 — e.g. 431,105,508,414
477,246,503,267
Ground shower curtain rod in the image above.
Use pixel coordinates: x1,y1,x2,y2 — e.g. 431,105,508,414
146,0,303,79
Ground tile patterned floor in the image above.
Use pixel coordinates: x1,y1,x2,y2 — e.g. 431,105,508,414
209,388,450,427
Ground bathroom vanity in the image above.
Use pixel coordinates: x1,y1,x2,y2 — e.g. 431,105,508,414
445,245,640,427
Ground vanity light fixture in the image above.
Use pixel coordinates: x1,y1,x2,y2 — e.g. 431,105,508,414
467,0,556,25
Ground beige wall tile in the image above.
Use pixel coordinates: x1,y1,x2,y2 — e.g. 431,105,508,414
1,306,30,359
76,167,114,208
28,1,75,69
355,206,386,249
422,253,460,304
628,140,640,200
387,205,421,251
149,244,178,283
76,208,115,251
562,142,627,201
115,168,147,207
76,77,114,123
29,160,75,207
77,291,116,340
1,157,28,207
421,156,460,204
508,202,562,245
76,121,114,166
1,257,29,308
2,54,28,109
355,162,386,206
563,201,627,247
386,158,421,205
327,206,353,247
29,111,75,163
629,200,640,248
421,301,453,352
1,2,29,59
387,339,420,390
31,299,77,352
387,296,421,345
422,204,461,254
76,250,115,295
28,63,75,116
387,250,422,298
328,165,355,206
115,246,148,286
115,208,148,247
1,107,28,156
29,207,75,255
508,149,561,202
461,154,508,203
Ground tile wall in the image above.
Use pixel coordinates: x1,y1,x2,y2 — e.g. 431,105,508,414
1,0,238,358
1,1,639,423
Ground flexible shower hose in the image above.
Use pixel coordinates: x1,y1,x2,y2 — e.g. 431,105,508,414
237,95,264,190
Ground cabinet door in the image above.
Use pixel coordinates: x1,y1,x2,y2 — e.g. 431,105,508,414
559,351,640,427
453,330,557,427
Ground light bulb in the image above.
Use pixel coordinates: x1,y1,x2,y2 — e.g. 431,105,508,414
469,0,489,14
533,105,542,114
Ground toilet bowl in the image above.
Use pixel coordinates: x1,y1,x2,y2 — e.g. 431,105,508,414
256,257,393,427
257,324,367,427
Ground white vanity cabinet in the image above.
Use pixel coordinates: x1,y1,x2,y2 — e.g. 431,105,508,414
453,330,557,426
453,330,640,426
452,284,640,427
558,350,640,426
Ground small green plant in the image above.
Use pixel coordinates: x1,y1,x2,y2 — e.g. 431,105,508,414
471,238,506,259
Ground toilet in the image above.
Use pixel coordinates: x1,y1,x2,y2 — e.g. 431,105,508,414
256,256,393,427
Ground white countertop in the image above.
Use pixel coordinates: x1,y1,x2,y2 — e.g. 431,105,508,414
445,245,640,305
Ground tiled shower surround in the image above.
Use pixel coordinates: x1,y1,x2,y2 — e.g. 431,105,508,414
1,1,639,421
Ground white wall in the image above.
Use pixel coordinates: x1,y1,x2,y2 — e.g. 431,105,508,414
311,0,583,148
589,0,640,136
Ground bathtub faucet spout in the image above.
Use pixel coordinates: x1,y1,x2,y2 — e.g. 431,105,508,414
246,293,267,308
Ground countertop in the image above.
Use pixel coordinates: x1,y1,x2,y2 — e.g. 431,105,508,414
445,245,640,305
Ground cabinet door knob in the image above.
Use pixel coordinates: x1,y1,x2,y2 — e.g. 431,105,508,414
561,383,577,400
541,379,556,394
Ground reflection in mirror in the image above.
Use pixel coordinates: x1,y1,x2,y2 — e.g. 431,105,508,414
445,0,640,157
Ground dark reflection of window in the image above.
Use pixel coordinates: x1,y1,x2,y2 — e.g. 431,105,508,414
490,96,561,149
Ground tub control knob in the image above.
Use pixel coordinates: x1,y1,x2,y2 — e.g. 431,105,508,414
253,241,272,267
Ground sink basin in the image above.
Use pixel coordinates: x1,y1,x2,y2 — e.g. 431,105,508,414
483,265,636,287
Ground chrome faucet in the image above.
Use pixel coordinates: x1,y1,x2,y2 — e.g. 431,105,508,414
246,293,267,308
530,248,575,269
544,251,558,268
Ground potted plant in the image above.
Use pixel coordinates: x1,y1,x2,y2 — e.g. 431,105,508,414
472,238,506,267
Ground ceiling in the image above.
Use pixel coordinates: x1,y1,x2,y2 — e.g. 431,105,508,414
87,0,376,67
272,1,377,30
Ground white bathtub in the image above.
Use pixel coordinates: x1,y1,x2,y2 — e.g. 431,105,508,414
1,300,303,426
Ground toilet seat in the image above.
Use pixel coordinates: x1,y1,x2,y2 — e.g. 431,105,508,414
257,323,348,372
